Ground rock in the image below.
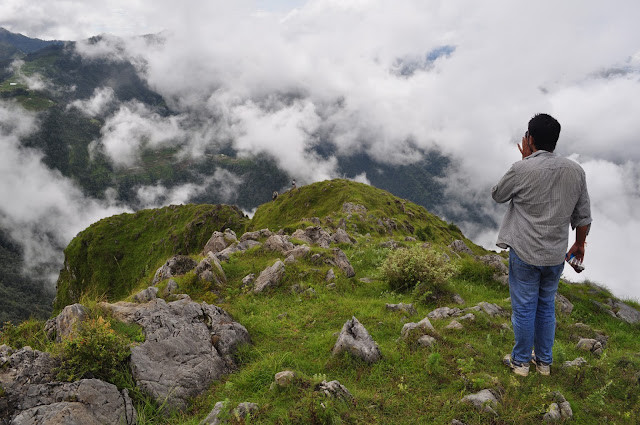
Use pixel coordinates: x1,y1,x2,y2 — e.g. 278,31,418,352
242,274,255,288
44,303,88,342
291,226,332,248
332,317,381,363
449,240,473,255
253,260,286,294
400,317,435,340
475,302,507,317
577,338,603,356
453,294,466,305
331,248,355,278
404,236,417,242
203,231,234,256
417,335,437,348
238,240,262,251
494,274,509,286
233,402,259,419
196,253,227,285
332,228,354,245
460,389,500,415
215,243,240,261
555,293,574,315
223,228,237,243
427,306,462,320
240,229,273,242
386,303,417,315
164,279,178,296
446,320,464,330
326,268,336,282
612,301,640,324
327,282,337,290
152,255,198,284
458,313,475,321
543,403,562,422
134,286,159,303
264,235,295,253
554,392,573,419
316,380,354,402
342,202,367,216
284,254,296,264
477,254,508,274
379,240,400,250
200,400,227,425
285,244,311,259
100,298,250,409
562,357,587,368
275,370,296,387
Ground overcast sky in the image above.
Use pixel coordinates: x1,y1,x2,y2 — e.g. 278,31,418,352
1,0,639,300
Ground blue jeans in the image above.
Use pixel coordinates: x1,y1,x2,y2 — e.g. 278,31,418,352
509,249,564,365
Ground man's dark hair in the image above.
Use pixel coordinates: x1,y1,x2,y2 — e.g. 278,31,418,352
528,113,561,152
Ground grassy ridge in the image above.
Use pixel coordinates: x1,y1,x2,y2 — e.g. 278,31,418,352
54,204,248,311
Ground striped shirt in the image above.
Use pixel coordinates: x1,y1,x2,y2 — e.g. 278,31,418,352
492,150,592,266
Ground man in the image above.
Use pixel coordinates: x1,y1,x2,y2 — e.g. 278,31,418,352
492,113,592,376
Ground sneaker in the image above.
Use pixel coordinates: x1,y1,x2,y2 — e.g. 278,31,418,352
503,354,530,377
532,357,551,376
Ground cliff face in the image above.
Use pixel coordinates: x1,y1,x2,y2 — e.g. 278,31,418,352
2,179,639,424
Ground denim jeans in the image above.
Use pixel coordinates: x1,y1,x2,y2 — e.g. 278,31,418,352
509,249,564,365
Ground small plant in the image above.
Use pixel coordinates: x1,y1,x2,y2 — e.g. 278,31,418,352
54,316,132,385
0,319,49,352
415,225,434,242
379,246,457,292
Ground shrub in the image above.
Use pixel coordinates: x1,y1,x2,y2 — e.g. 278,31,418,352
379,246,457,293
415,225,434,242
54,316,132,385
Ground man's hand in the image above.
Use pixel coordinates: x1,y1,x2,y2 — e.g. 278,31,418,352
565,242,586,273
518,134,533,159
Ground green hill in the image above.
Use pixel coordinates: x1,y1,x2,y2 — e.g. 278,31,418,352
3,179,640,425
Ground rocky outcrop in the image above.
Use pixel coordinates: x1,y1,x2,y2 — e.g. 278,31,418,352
386,303,417,315
332,228,354,245
196,253,227,285
476,254,508,275
253,260,286,294
449,240,473,255
332,317,381,363
427,306,462,320
576,338,603,356
239,229,273,242
331,248,355,278
291,226,332,248
0,346,136,424
152,255,198,285
460,389,500,415
543,392,573,422
200,400,258,425
555,293,574,315
100,297,250,409
316,380,354,402
264,235,295,254
203,229,237,256
285,244,311,259
401,317,436,340
342,202,367,217
134,287,159,303
612,301,640,324
44,303,88,342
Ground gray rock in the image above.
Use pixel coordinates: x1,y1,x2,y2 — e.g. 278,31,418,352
233,402,259,419
577,338,603,356
331,248,355,278
242,274,256,288
238,240,262,251
240,229,273,242
215,243,240,262
264,235,295,253
316,380,354,402
253,260,286,294
342,202,367,216
613,301,640,324
417,335,437,348
453,294,466,305
555,293,574,315
164,279,178,296
427,306,462,320
449,240,473,255
275,370,295,387
196,253,227,285
203,231,230,256
285,244,311,259
494,274,509,286
223,228,237,244
44,303,88,342
476,302,507,317
200,400,227,425
152,255,198,284
404,236,417,242
379,240,400,250
460,389,500,415
326,268,336,282
477,254,508,274
291,226,332,248
134,286,159,303
543,403,562,422
332,228,354,245
562,357,587,368
284,254,296,264
386,303,417,315
446,320,464,330
100,298,250,409
401,317,436,340
458,313,476,322
332,317,381,363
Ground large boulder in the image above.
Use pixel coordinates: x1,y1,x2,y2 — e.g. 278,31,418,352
100,297,250,409
332,317,381,363
291,226,332,248
239,229,273,242
44,303,88,342
0,346,136,424
476,254,508,275
612,301,640,324
449,240,473,255
195,253,227,285
253,260,286,294
460,389,500,415
152,255,198,285
264,235,295,254
331,228,354,245
331,248,356,278
203,229,237,256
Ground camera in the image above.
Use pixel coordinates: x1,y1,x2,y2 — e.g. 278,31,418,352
567,253,585,272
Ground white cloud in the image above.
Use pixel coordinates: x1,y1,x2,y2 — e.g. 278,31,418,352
68,87,116,117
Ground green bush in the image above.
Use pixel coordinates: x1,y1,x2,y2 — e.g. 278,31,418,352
379,246,457,292
54,317,132,385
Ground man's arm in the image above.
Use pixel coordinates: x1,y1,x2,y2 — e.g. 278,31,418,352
491,165,517,203
566,224,590,273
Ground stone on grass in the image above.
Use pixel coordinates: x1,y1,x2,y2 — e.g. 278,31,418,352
562,357,587,368
477,254,508,274
452,294,466,305
285,244,311,259
555,293,574,315
326,268,336,282
164,279,178,296
332,317,381,363
200,401,227,425
458,313,475,322
233,402,259,420
332,248,355,278
417,335,437,348
612,301,640,324
215,243,240,261
475,302,506,317
291,226,332,248
386,303,417,315
316,380,354,402
427,306,462,320
451,420,468,425
152,255,198,284
275,370,296,387
241,274,255,288
240,229,273,242
332,228,354,245
253,260,286,294
44,303,88,342
196,253,227,285
460,389,500,415
446,320,464,330
264,235,294,253
449,240,473,255
134,286,159,303
238,240,261,251
577,338,603,356
544,403,562,422
284,254,296,264
401,317,436,340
